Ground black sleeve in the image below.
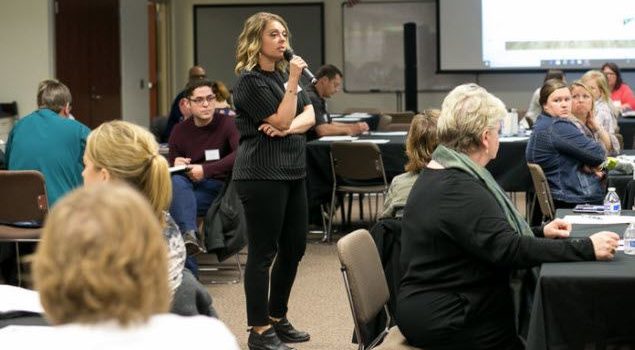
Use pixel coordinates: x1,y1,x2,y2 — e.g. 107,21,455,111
234,73,280,123
442,177,595,268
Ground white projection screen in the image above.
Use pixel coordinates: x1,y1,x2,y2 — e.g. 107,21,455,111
439,0,635,72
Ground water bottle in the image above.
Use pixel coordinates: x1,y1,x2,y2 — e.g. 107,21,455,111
624,223,635,255
603,187,621,216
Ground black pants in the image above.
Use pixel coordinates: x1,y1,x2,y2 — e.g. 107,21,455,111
235,179,308,326
396,286,524,350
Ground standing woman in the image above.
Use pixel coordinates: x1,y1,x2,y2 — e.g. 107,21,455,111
232,12,315,350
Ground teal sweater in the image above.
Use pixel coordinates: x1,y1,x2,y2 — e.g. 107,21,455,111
6,109,90,206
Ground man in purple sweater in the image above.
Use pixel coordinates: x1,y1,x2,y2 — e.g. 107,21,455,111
168,79,239,274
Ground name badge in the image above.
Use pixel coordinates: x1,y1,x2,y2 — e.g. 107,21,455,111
205,149,220,161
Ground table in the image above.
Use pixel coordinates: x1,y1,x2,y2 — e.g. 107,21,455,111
618,117,635,149
526,209,635,349
305,135,532,223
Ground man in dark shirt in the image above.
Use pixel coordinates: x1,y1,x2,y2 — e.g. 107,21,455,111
168,79,239,273
306,64,368,140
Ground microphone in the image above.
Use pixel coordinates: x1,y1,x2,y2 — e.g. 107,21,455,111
283,48,317,85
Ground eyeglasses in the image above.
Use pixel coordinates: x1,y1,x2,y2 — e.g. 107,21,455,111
189,95,215,105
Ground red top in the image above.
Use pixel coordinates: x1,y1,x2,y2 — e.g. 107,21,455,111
611,83,635,110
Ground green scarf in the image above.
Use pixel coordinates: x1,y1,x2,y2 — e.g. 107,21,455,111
431,145,533,236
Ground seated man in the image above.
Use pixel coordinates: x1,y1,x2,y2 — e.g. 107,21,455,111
306,64,369,141
168,79,239,274
162,65,207,142
6,79,90,206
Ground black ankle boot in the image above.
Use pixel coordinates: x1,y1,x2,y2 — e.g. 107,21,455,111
271,318,310,343
248,327,294,350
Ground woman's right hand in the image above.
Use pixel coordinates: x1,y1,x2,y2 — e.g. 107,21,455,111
288,55,308,80
589,231,620,260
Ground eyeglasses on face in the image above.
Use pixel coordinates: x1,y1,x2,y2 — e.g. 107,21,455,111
189,95,215,105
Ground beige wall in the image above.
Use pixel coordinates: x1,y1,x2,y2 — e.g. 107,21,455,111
0,0,54,117
0,0,150,127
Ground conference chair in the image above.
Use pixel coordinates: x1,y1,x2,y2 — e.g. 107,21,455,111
377,114,392,131
0,170,48,286
326,142,388,242
527,163,555,223
336,229,422,350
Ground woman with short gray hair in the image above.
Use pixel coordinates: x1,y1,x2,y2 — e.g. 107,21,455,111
397,83,619,349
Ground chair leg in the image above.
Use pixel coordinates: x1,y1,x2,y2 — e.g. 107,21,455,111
325,189,338,242
15,242,22,287
359,194,364,221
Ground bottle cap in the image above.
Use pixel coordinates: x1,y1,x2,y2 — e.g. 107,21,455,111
608,187,616,191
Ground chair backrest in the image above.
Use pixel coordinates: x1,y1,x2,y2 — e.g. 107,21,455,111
0,170,48,224
377,114,392,131
527,163,555,221
337,229,390,336
0,101,18,117
330,142,387,183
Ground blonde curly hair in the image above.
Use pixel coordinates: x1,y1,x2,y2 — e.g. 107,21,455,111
235,12,291,74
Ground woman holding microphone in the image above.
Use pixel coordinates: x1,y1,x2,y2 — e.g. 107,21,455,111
232,12,315,350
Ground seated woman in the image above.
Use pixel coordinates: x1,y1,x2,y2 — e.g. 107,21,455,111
212,80,236,117
526,79,607,208
83,121,186,296
601,62,635,111
0,184,239,349
569,81,615,155
581,71,621,154
396,83,619,350
381,109,439,218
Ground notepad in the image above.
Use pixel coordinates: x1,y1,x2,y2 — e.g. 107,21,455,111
319,136,358,141
169,165,188,173
563,215,635,225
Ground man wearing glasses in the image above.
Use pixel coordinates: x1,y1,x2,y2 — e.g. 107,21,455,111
168,79,239,276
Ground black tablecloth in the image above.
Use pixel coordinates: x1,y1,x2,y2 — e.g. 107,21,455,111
488,139,531,192
306,135,407,224
306,136,531,224
618,118,635,150
526,209,635,349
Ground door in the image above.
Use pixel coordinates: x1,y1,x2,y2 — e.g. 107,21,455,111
55,0,121,129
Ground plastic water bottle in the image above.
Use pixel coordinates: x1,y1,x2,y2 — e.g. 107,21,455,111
603,187,621,216
624,223,635,255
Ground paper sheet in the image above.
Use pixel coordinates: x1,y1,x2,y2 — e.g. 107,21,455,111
563,215,635,225
0,285,44,313
352,139,390,144
370,131,407,136
318,136,358,141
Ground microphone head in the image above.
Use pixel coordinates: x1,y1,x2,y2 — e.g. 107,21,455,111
283,48,294,61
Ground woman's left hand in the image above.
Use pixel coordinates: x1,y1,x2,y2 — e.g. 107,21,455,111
259,123,287,137
543,218,571,239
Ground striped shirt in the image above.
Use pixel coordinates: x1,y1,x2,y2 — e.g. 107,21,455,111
232,68,311,180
